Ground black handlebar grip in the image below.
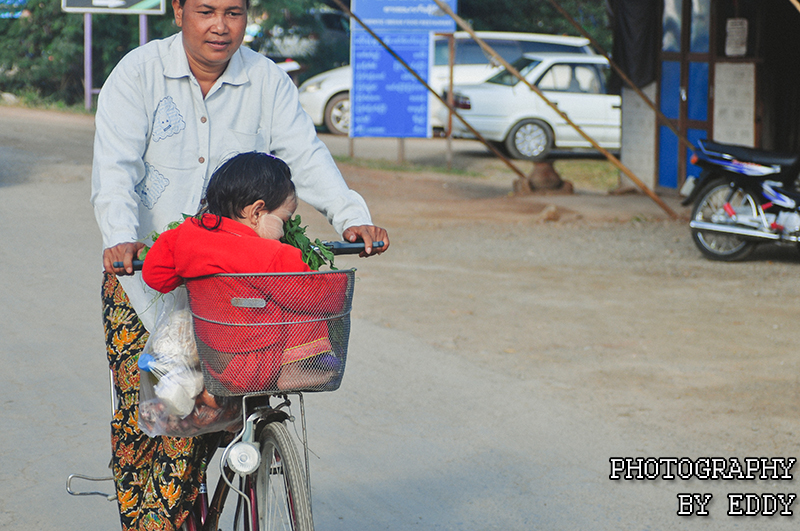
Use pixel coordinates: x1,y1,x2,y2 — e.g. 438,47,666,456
112,260,144,271
322,241,385,255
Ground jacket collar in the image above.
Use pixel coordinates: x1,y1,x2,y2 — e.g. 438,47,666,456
163,33,250,88
196,214,260,238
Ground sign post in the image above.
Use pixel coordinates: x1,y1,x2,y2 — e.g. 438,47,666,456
84,13,92,111
62,0,164,15
62,0,165,109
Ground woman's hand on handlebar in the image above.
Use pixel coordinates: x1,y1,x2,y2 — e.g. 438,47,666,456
342,225,389,257
103,242,146,276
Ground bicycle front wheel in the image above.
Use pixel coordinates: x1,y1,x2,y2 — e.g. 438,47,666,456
256,422,314,531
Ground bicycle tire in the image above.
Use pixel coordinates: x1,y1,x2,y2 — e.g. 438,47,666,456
255,422,314,531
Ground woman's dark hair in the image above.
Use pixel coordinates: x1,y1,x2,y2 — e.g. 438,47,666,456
200,151,294,229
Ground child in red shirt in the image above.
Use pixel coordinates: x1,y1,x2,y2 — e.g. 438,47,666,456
142,152,347,394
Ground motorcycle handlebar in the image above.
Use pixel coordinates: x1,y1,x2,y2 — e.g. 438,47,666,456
113,241,384,271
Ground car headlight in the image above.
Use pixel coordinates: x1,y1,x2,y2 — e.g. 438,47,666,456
300,81,323,94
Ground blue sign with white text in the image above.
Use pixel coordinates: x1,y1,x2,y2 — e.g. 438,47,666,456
350,0,457,138
353,0,457,32
351,30,432,138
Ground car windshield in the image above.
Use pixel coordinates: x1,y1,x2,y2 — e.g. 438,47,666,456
434,39,522,66
433,38,589,67
486,57,542,86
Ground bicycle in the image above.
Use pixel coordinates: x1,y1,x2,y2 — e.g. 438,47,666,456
68,241,381,531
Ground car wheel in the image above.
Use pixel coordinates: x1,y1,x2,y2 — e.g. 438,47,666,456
324,92,350,136
504,119,553,161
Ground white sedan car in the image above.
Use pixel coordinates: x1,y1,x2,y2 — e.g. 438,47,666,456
297,32,594,135
445,53,621,160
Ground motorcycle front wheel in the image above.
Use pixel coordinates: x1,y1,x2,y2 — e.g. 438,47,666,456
691,178,759,261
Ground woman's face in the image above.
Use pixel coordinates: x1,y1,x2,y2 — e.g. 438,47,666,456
173,0,247,77
253,194,298,240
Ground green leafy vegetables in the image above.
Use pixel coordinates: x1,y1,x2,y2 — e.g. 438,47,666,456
281,215,336,271
139,214,192,261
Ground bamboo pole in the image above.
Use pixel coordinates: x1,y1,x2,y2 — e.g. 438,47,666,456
546,0,692,153
430,0,678,219
330,0,529,181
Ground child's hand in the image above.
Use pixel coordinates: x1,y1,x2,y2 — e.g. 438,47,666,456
342,225,390,257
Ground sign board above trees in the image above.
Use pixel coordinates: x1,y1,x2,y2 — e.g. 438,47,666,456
1,0,26,18
61,0,165,15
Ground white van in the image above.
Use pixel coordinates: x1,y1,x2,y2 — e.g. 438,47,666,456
297,31,593,135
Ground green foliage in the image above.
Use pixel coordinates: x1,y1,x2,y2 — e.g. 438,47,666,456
281,215,336,271
248,0,349,82
459,0,612,54
0,1,84,103
253,0,611,79
0,0,178,104
250,0,318,29
298,34,349,82
140,213,192,259
0,0,610,105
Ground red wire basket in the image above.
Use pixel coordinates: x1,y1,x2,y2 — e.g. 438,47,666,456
185,269,356,396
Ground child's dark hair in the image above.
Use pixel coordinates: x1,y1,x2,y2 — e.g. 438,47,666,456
200,151,295,228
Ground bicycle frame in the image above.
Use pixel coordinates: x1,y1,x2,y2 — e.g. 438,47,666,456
65,370,118,501
199,393,311,531
75,247,368,530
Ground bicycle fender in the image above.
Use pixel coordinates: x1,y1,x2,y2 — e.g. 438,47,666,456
257,408,291,425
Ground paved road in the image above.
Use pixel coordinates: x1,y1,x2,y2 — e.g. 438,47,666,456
1,107,796,531
0,109,525,531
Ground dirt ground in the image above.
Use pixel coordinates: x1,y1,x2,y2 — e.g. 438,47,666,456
312,158,800,460
4,105,800,528
5,104,800,456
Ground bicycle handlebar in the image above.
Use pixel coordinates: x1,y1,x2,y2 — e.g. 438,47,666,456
112,260,145,270
113,241,384,271
316,241,384,255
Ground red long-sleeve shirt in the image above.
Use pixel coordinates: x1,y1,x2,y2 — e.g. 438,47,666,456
142,215,346,393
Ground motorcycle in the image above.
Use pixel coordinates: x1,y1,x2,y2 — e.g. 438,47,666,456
681,138,800,261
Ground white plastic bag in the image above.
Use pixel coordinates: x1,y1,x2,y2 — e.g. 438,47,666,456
138,287,241,437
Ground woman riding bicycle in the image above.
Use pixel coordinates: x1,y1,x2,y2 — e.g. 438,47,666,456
91,0,388,526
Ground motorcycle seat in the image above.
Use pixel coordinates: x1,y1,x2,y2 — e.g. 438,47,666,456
700,139,800,168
